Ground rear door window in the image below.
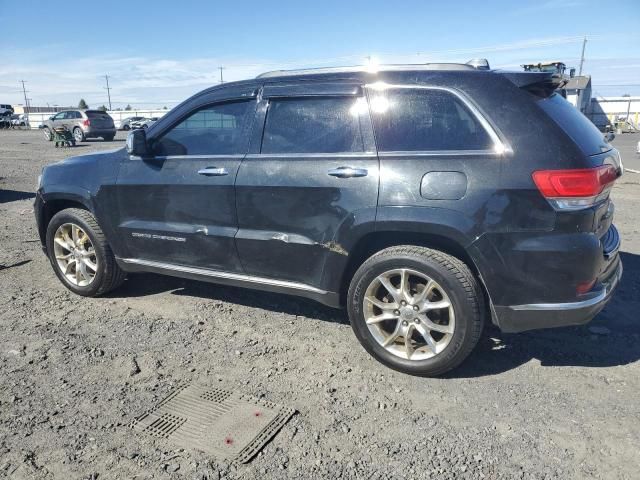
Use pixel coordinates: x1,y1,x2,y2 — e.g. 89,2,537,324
261,97,365,154
368,88,494,152
153,100,253,156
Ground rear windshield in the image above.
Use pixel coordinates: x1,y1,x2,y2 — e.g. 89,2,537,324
86,110,111,118
537,94,609,155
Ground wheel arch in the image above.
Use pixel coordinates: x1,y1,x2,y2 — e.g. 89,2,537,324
37,193,93,250
339,229,488,309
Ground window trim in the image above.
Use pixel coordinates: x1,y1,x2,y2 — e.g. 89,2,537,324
259,94,370,155
365,83,508,156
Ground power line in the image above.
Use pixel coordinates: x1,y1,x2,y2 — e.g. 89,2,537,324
104,75,112,110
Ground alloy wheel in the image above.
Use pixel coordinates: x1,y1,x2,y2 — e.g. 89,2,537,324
363,268,455,360
52,223,98,286
73,128,84,142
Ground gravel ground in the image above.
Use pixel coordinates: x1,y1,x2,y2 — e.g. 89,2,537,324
1,129,639,480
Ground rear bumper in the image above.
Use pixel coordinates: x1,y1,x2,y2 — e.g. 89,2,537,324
85,128,116,137
494,253,622,333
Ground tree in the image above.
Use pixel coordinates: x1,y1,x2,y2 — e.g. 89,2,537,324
97,105,108,112
124,104,132,111
78,99,89,109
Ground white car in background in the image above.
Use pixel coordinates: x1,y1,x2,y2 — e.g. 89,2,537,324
131,117,159,129
116,116,147,130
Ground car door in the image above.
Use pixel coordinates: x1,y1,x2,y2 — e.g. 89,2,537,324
50,111,66,128
114,86,258,272
234,82,379,290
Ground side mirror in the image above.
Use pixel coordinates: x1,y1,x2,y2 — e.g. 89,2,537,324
604,132,615,143
126,129,150,156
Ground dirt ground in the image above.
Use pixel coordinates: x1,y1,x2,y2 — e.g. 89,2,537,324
1,129,639,480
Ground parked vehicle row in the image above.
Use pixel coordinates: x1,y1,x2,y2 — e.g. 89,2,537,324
34,62,623,376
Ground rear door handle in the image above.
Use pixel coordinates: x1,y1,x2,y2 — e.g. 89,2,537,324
327,166,368,178
198,166,228,176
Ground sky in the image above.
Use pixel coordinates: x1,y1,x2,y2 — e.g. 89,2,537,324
1,0,639,109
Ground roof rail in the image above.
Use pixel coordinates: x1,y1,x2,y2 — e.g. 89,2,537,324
256,62,481,79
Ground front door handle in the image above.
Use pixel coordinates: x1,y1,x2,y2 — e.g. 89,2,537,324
327,166,368,178
198,166,228,176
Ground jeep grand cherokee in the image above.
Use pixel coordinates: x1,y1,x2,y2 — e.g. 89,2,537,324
34,61,623,376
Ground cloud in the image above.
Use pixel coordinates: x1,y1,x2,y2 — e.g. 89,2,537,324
0,52,272,108
510,0,585,16
2,38,639,108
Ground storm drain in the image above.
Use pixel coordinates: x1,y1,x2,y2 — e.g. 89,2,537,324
131,384,295,463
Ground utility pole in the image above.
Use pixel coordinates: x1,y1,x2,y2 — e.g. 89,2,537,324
104,75,112,111
578,37,587,76
20,80,29,111
218,66,225,83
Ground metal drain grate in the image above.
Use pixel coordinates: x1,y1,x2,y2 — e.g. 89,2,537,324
143,413,187,439
200,388,232,404
131,384,295,463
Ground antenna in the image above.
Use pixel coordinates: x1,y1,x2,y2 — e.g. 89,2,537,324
218,66,225,83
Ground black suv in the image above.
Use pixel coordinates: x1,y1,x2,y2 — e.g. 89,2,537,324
34,62,623,376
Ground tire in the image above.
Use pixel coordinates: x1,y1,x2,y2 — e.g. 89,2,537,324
45,208,126,297
73,127,85,142
123,125,130,131
347,245,484,376
43,127,52,141
103,134,115,141
142,124,148,129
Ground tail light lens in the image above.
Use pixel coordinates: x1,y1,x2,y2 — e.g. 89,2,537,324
83,119,90,127
532,165,618,210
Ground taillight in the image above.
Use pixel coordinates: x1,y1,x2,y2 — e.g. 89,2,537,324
532,165,618,210
83,119,90,127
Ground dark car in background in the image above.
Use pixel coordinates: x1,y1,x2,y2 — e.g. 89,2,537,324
34,61,623,376
42,109,116,142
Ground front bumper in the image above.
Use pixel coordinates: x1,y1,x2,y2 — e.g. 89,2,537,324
494,253,623,333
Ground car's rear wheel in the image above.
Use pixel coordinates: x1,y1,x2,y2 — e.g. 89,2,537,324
347,245,484,376
46,208,126,296
103,134,115,141
43,127,52,141
73,127,85,142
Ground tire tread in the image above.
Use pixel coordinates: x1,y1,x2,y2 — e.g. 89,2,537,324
51,208,126,295
349,245,485,376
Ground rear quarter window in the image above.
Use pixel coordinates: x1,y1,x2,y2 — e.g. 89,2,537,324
536,93,609,155
368,88,494,152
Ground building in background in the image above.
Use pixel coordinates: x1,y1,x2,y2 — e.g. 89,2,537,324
565,76,592,113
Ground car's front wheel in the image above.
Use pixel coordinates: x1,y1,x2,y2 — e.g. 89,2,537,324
103,134,115,141
46,208,126,296
123,125,130,131
347,245,484,376
43,127,52,141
